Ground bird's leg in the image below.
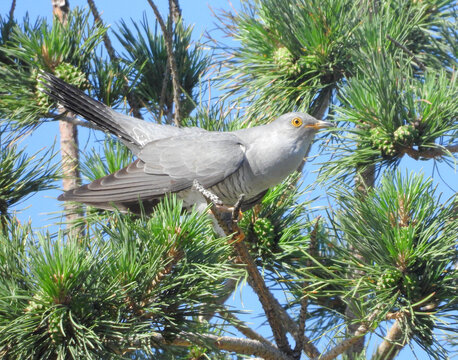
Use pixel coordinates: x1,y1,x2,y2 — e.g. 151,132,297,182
192,179,223,206
192,180,245,238
230,194,246,243
231,193,245,223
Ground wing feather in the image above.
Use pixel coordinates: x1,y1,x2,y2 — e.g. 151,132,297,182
59,133,246,205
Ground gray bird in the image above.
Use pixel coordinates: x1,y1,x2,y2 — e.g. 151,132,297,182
40,73,331,214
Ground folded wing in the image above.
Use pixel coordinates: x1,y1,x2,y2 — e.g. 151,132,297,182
58,133,246,209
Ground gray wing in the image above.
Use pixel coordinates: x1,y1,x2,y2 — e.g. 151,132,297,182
40,72,205,154
139,133,246,187
58,133,246,205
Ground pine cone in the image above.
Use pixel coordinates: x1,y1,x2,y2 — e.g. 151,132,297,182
273,47,301,77
369,126,397,156
253,217,276,247
393,124,418,145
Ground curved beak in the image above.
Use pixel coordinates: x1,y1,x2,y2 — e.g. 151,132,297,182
305,120,333,130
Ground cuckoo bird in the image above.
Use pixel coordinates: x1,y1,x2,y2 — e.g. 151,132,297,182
40,73,331,214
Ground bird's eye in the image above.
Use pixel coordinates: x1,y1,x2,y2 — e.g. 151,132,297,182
291,117,303,127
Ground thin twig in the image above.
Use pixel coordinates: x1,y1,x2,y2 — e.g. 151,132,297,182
51,114,101,130
8,0,16,20
147,0,182,127
86,0,143,119
401,144,458,160
316,310,379,360
218,309,274,346
386,34,426,71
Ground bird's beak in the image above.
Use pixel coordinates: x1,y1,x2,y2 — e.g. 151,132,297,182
305,120,333,130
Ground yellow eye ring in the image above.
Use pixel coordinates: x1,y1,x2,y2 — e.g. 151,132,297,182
291,117,303,127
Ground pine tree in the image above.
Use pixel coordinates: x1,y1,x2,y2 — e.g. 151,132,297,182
0,1,456,359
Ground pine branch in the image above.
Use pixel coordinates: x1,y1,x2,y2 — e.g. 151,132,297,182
193,180,322,358
50,1,84,231
400,144,458,160
147,0,182,127
86,0,143,118
373,320,405,360
232,239,293,355
218,309,274,346
168,0,181,23
316,311,378,360
51,113,101,130
8,0,16,20
344,163,375,357
148,332,293,360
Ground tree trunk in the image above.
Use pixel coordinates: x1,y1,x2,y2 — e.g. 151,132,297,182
52,0,83,228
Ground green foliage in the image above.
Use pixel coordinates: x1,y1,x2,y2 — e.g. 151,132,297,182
0,8,107,128
322,55,457,180
216,0,360,120
89,56,137,108
0,129,59,220
331,171,457,355
81,138,134,182
115,14,210,122
0,196,238,358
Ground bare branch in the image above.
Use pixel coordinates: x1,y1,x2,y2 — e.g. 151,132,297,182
401,144,458,160
8,0,16,20
86,0,143,119
51,114,101,130
168,0,181,23
147,0,182,127
315,311,379,360
373,320,405,360
148,332,293,360
218,309,274,346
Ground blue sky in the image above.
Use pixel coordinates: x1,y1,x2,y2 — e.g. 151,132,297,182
1,1,455,359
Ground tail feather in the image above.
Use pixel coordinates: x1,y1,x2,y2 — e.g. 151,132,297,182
39,72,137,145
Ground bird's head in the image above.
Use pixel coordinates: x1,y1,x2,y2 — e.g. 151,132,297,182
270,112,332,141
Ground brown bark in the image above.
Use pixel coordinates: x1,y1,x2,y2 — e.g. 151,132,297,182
86,0,143,119
147,0,182,126
374,320,405,360
52,0,83,228
58,110,81,224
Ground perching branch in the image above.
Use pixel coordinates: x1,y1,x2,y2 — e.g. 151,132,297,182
147,0,182,127
193,182,321,358
231,238,293,355
86,0,143,119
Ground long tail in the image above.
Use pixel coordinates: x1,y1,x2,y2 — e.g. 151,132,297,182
39,72,137,145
